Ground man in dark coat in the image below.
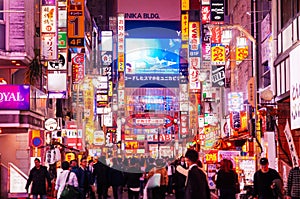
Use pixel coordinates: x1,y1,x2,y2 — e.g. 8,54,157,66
93,156,110,199
25,158,52,199
77,157,94,199
184,149,210,199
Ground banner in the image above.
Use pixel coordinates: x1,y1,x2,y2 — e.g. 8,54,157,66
283,120,299,167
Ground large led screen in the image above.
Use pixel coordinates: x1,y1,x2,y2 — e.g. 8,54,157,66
124,21,181,88
125,38,180,75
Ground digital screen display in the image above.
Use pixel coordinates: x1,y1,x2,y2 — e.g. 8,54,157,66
124,21,181,88
125,38,180,75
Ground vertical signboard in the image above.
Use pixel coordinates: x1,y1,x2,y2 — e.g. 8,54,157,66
211,44,225,65
210,0,224,24
72,53,85,84
211,65,225,87
189,57,201,92
117,14,125,72
188,22,200,57
67,0,84,47
290,45,300,130
40,1,57,61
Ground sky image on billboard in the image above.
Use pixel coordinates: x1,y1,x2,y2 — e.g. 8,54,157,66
124,21,181,88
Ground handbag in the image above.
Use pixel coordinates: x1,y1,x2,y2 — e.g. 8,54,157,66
146,173,161,189
60,171,79,199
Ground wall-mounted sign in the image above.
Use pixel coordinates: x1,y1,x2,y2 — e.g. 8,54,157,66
67,0,85,47
41,6,57,33
45,118,58,131
41,33,57,60
211,65,225,87
0,85,30,110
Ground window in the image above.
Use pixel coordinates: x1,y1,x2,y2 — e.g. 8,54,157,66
280,0,300,29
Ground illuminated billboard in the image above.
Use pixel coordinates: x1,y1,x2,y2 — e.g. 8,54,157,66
124,21,181,88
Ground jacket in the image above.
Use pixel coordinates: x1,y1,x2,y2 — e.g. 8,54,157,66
25,165,51,195
185,165,210,199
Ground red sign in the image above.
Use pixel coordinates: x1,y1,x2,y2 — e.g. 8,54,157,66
201,5,210,24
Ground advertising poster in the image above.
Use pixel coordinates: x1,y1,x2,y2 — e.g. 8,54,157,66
235,156,256,185
0,85,30,110
211,65,225,87
218,150,240,168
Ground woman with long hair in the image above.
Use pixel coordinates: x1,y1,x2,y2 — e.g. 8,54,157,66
216,159,239,199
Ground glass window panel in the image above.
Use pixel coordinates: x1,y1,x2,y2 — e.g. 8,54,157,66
281,61,286,94
276,64,281,95
0,24,5,50
0,0,3,20
286,57,290,91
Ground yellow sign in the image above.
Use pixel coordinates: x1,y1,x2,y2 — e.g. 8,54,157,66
68,0,85,46
211,44,225,65
181,0,189,11
181,14,189,42
118,53,124,72
236,46,249,61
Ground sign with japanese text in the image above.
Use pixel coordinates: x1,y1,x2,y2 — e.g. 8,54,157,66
210,26,222,43
180,111,189,135
211,43,225,65
181,14,189,42
71,53,84,84
290,45,300,129
189,57,201,92
211,65,225,87
67,0,84,47
236,46,249,61
188,22,200,57
202,5,211,24
101,51,113,66
202,42,211,61
125,74,179,88
204,150,218,164
41,33,57,60
58,32,67,48
41,6,57,33
211,0,224,24
117,14,125,53
42,0,56,5
181,0,189,10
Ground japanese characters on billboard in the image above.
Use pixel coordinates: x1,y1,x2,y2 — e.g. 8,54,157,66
210,0,224,24
72,53,85,84
67,0,85,47
189,57,201,92
40,2,57,61
41,33,57,60
118,14,125,72
188,22,200,57
211,43,226,65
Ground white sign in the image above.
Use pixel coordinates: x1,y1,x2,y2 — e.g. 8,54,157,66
45,118,58,131
94,130,105,146
9,162,28,194
284,120,299,167
290,45,300,129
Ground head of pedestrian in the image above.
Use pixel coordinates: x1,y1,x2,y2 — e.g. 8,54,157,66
80,157,88,168
34,158,41,169
259,157,269,173
61,161,70,170
185,149,199,167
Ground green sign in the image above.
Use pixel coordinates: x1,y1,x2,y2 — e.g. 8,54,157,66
58,32,67,48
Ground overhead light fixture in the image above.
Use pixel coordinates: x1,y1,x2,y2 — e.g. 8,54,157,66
16,63,20,66
11,60,16,63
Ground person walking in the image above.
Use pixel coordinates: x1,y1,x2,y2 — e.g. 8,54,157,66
287,158,300,199
173,156,187,199
184,149,210,199
109,157,124,199
54,161,79,199
216,159,238,199
166,159,175,196
124,157,142,199
253,157,282,199
147,159,168,199
93,155,110,199
77,157,94,199
25,158,52,199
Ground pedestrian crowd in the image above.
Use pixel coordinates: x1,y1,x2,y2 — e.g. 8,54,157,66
25,152,300,199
